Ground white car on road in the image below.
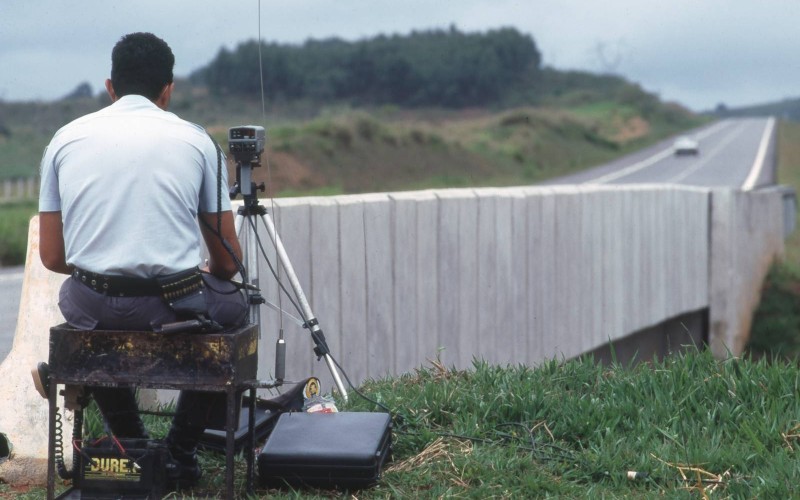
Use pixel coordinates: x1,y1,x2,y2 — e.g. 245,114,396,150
673,136,699,156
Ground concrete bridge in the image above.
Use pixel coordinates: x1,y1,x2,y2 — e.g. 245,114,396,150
247,183,793,391
0,182,793,483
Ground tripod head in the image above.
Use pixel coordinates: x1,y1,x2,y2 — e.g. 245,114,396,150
229,125,266,163
228,125,267,202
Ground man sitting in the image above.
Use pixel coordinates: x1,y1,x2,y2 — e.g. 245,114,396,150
38,32,248,488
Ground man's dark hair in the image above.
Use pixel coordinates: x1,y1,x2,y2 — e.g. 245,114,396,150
111,32,174,100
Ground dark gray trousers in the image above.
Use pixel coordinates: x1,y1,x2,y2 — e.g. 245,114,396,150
58,274,249,446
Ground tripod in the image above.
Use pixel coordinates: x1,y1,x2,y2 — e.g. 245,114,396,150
229,153,348,401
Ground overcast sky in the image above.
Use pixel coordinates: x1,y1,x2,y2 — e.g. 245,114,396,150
1,0,798,111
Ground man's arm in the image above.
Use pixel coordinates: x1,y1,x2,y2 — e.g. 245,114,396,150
39,211,72,274
199,210,243,280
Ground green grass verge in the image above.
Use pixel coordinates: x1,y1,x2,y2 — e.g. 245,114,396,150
350,352,799,499
5,350,797,498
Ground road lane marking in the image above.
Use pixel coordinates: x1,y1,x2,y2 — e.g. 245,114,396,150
586,148,673,184
667,121,746,184
742,117,776,191
585,120,732,185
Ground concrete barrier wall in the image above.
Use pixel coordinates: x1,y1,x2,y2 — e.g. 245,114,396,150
253,184,714,391
0,217,67,483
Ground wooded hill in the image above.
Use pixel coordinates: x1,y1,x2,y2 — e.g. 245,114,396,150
192,27,540,108
190,26,683,117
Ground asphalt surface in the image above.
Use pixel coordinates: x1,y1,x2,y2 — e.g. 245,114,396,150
543,117,776,189
0,266,24,363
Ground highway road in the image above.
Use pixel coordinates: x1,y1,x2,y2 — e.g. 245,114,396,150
0,117,776,363
0,266,24,363
543,117,777,189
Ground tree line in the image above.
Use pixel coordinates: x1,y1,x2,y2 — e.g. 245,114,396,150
190,26,542,108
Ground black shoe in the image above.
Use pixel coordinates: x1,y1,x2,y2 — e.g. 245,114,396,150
31,362,50,399
166,443,202,489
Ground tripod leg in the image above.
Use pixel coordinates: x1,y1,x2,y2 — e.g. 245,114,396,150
236,213,263,328
258,212,349,400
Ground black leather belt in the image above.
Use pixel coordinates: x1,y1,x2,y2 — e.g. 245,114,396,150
72,267,161,297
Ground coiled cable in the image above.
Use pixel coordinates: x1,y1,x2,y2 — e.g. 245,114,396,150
53,406,84,480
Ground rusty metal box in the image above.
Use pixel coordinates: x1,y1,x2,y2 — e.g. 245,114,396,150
48,323,259,391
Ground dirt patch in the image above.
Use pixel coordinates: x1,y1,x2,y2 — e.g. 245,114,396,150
0,456,48,486
235,127,501,195
260,150,329,195
611,116,650,144
228,149,329,196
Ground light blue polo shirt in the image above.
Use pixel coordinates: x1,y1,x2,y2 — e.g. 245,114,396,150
39,95,231,277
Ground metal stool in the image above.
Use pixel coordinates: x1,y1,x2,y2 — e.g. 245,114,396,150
46,323,259,499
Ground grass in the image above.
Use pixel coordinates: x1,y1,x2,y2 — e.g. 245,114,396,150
0,132,48,179
258,351,799,497
0,200,36,266
264,104,703,196
5,349,797,499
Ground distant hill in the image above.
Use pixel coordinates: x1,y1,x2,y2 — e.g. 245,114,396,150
712,97,800,121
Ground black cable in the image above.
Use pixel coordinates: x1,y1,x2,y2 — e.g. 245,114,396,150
53,408,73,479
197,269,246,295
230,243,589,470
197,215,246,276
320,346,597,472
207,133,225,238
315,324,573,460
322,351,398,417
248,213,305,320
216,147,223,237
202,132,248,282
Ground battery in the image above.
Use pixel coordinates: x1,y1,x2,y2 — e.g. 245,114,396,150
75,438,169,500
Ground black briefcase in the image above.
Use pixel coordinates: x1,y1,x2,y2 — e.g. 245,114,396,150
257,412,392,489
